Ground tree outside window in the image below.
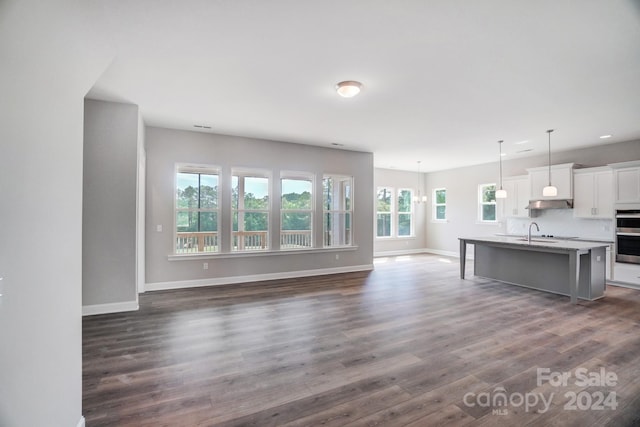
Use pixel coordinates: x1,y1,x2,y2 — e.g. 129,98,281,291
376,187,393,237
479,183,497,222
175,168,219,253
232,172,270,251
397,189,413,236
281,176,313,249
433,188,446,221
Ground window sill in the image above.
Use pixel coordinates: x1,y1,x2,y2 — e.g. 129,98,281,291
375,236,416,241
168,245,359,261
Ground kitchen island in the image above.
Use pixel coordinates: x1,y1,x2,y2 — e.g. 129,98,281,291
459,236,609,304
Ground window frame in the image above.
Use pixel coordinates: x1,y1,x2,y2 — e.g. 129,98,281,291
432,187,447,222
174,164,220,254
231,168,271,252
376,186,394,238
323,174,354,247
280,171,314,250
396,188,414,237
478,183,498,223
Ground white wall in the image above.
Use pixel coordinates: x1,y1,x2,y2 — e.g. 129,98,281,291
83,99,141,312
425,140,640,254
0,1,112,426
145,127,374,288
374,168,427,255
425,162,504,255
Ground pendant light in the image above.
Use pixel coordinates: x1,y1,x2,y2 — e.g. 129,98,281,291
542,129,558,197
413,161,428,204
495,140,507,199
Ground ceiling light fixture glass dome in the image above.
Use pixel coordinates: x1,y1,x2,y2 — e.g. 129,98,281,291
336,81,362,98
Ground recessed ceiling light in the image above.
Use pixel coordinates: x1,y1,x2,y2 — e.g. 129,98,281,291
500,152,507,157
514,140,529,145
517,148,534,153
600,134,612,139
335,81,362,98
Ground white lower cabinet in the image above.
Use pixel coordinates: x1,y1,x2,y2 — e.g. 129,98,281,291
606,247,611,281
613,262,640,286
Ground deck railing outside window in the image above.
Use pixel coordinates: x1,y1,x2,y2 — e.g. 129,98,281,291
176,232,219,253
280,230,312,249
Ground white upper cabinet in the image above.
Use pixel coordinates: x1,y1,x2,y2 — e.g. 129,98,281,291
573,167,613,218
610,161,640,204
499,175,530,218
527,163,574,200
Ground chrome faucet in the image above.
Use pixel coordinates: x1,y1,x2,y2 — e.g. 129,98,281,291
528,222,540,244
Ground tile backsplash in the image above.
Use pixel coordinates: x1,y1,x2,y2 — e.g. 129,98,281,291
506,209,613,240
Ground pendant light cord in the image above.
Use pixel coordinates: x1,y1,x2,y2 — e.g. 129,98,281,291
498,140,503,190
547,129,553,186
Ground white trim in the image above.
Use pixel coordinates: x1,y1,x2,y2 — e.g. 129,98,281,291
169,245,358,261
82,301,139,316
374,248,427,257
608,281,640,290
76,416,86,427
423,247,475,260
144,264,374,292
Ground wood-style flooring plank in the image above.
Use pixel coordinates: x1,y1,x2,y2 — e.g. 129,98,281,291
83,254,640,426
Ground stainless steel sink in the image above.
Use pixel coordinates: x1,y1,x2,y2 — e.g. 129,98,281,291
516,238,558,243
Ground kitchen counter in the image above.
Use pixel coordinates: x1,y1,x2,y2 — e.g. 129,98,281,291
459,236,609,303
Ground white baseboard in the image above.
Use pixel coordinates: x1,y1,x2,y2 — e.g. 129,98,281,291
423,248,474,259
144,264,375,292
76,416,85,427
82,301,139,316
374,248,428,257
608,280,640,290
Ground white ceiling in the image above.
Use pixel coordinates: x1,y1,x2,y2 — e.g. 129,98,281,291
88,0,640,172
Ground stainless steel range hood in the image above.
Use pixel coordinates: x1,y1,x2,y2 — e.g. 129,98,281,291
526,199,574,210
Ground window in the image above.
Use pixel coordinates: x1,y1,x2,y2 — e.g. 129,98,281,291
232,171,270,251
433,188,447,221
281,174,313,249
479,183,497,222
175,166,219,253
376,187,393,237
397,189,413,236
323,175,353,247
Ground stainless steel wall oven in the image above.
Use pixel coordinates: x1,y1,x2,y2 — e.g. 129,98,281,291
616,209,640,264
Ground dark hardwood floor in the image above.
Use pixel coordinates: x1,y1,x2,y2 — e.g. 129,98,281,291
83,254,640,426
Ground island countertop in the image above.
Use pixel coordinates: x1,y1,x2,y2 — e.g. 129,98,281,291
459,235,610,251
459,236,608,304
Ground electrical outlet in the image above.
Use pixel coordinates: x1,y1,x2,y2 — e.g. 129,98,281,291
203,262,208,270
335,254,339,260
157,224,163,232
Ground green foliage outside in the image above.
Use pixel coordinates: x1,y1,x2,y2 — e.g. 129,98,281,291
481,184,496,221
435,189,446,220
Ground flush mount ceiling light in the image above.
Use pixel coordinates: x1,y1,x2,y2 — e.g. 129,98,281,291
335,80,362,98
543,129,558,197
496,140,507,199
600,134,612,139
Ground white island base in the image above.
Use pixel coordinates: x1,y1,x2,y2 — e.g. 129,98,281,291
459,237,608,304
